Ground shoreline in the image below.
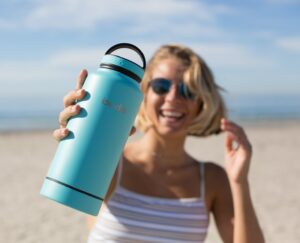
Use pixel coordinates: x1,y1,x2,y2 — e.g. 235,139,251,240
0,118,299,135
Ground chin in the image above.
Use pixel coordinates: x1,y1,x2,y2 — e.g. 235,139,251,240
155,126,188,139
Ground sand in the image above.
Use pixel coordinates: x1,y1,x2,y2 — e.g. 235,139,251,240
1,120,299,243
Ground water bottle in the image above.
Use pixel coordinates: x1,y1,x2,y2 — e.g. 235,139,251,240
40,43,145,215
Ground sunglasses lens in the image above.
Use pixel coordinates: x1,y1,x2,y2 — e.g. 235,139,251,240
180,83,195,100
150,79,171,95
150,78,195,100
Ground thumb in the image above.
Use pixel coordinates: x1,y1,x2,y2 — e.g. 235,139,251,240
225,132,235,153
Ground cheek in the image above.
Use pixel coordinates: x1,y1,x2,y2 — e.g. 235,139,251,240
188,100,202,119
146,88,164,107
144,91,161,118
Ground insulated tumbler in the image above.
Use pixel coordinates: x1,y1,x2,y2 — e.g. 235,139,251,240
40,43,145,215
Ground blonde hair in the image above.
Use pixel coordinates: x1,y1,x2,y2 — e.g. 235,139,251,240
135,44,227,137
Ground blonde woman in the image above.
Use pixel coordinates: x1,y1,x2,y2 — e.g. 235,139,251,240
54,44,265,243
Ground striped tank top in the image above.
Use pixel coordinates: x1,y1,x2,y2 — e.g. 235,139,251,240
88,162,209,243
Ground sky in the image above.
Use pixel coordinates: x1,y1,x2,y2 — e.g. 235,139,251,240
0,0,300,114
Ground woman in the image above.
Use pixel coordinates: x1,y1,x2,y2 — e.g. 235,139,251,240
54,44,265,243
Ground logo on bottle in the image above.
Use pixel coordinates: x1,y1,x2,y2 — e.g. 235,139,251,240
102,98,126,113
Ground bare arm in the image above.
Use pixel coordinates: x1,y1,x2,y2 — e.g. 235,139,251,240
211,164,265,243
230,180,264,243
215,118,265,243
209,163,233,243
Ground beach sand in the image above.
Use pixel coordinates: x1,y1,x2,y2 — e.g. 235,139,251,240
1,120,299,243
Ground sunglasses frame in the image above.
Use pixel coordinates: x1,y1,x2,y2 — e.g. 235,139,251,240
148,78,195,100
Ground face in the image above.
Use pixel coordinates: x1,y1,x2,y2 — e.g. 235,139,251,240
144,57,200,138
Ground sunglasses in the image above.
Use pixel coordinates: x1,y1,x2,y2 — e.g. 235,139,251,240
149,78,195,100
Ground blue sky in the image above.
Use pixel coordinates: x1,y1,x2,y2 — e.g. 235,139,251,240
0,0,300,114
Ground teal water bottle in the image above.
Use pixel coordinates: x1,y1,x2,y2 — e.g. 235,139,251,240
40,43,145,215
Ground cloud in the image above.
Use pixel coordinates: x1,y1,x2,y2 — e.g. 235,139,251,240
0,40,275,99
276,36,300,53
47,48,105,67
0,18,16,29
24,0,215,30
1,0,235,33
0,43,150,98
190,43,274,69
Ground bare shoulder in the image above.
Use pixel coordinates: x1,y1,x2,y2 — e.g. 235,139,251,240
205,162,230,192
203,162,231,209
205,162,228,182
123,140,142,163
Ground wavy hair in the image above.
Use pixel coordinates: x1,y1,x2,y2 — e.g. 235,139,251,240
135,44,227,137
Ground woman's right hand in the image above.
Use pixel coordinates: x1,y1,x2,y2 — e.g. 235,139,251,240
52,69,137,141
53,69,88,141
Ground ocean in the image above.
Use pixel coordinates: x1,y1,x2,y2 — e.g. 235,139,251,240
0,94,299,132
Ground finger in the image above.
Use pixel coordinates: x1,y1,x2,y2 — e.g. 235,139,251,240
59,105,81,127
76,69,88,90
225,132,239,153
63,89,86,108
225,128,252,156
225,132,234,152
129,126,136,136
221,118,242,132
224,122,251,149
53,128,69,141
221,119,246,140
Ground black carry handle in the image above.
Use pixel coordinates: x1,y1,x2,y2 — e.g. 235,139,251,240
105,43,146,70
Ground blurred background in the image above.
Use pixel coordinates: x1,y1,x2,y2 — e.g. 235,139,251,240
0,0,300,131
0,0,299,243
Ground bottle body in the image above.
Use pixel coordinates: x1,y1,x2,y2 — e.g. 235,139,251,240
41,50,144,215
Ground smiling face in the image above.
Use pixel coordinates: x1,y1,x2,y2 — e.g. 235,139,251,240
136,44,226,137
144,57,200,138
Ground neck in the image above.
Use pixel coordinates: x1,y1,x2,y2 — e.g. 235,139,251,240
137,129,191,171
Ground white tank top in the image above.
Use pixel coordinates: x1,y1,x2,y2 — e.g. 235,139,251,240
88,161,209,243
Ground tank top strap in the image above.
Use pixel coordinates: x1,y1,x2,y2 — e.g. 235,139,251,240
200,162,205,199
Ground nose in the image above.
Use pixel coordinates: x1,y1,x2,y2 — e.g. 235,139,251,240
165,84,181,102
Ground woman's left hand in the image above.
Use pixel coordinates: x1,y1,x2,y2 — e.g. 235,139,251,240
220,118,252,184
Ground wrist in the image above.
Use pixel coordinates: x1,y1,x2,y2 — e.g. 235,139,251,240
230,178,250,193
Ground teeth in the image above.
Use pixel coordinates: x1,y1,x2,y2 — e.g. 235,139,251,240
161,111,183,118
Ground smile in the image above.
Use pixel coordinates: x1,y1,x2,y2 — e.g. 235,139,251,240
159,110,185,121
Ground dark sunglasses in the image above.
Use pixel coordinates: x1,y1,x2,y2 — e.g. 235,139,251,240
149,78,195,100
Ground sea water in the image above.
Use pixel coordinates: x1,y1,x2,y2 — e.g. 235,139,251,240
0,94,299,132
